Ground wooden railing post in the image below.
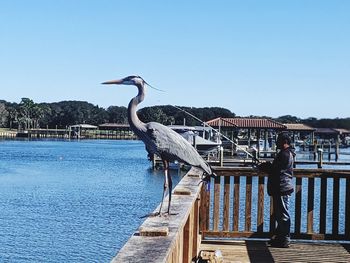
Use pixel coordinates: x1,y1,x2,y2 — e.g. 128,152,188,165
199,184,210,233
346,178,350,240
307,178,315,234
223,176,231,231
183,213,191,262
319,176,327,234
192,198,200,260
332,177,340,236
213,176,221,231
257,176,265,233
317,148,323,168
245,176,252,232
294,177,302,234
233,176,240,232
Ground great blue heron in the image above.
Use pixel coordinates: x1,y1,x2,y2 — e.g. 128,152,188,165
102,75,215,215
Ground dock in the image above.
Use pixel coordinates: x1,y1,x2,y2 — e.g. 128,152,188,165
199,240,350,262
112,166,350,262
0,126,138,140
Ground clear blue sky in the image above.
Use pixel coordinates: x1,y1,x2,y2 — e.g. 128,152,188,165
1,1,349,119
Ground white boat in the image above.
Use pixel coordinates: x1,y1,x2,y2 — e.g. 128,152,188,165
168,125,222,154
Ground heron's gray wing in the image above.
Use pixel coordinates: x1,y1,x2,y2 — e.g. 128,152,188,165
146,122,212,174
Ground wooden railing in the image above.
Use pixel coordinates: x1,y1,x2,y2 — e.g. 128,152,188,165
111,168,204,263
112,167,350,263
200,167,350,241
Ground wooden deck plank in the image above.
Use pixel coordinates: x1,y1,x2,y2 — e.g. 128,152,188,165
200,240,350,263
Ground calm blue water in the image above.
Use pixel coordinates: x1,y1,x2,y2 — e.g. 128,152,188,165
0,139,182,263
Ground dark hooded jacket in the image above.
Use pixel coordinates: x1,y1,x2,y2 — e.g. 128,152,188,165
267,147,295,196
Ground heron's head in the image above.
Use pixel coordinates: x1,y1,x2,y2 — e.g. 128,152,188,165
102,75,145,86
102,75,163,92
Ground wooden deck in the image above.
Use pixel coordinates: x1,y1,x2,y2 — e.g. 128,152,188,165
199,240,350,263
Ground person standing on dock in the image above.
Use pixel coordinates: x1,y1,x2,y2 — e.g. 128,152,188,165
258,132,295,248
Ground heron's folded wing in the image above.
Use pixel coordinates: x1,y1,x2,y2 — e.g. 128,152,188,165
146,122,206,167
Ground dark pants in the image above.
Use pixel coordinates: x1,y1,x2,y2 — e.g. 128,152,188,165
272,194,291,241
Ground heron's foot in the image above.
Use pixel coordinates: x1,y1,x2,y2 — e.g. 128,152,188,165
168,212,179,216
139,212,161,219
162,211,179,217
139,211,179,219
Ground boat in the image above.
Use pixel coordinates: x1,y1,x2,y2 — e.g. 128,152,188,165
168,125,222,154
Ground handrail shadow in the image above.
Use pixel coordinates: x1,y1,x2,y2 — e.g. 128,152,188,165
245,240,275,263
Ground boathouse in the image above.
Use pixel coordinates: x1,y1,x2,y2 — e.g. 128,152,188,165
313,128,342,143
314,128,350,142
68,124,98,139
284,123,316,143
98,123,136,140
206,117,286,156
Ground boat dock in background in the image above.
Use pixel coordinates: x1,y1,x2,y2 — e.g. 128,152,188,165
0,124,138,140
168,125,222,154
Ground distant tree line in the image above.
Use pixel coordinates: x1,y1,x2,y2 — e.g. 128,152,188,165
0,98,123,129
275,115,350,130
0,98,349,130
0,98,236,129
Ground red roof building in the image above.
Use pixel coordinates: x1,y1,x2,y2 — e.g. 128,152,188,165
206,117,286,130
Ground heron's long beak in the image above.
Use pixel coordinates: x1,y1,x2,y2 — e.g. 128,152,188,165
101,79,124,85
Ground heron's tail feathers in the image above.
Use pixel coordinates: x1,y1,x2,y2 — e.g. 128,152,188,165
198,161,216,190
201,161,215,177
199,171,216,191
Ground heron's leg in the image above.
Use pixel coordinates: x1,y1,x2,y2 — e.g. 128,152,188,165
166,162,173,214
158,159,169,215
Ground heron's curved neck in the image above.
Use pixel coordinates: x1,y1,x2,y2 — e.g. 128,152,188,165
128,83,146,134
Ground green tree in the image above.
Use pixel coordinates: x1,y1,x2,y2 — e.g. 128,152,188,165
5,104,19,129
275,115,300,124
138,107,173,124
0,102,9,128
18,98,36,129
107,106,128,124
